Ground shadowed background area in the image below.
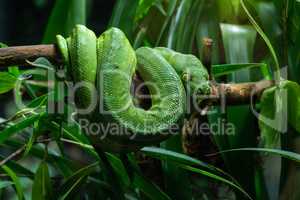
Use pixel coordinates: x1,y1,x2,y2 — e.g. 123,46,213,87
0,0,114,45
0,0,115,118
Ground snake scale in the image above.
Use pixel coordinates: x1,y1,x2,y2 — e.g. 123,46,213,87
56,25,210,152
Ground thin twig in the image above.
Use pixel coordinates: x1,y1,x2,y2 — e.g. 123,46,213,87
0,145,26,166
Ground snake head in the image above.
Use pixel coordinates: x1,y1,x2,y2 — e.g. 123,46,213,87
181,69,211,106
181,70,210,93
192,81,211,105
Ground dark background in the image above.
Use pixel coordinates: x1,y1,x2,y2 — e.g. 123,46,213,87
0,0,115,45
0,0,115,118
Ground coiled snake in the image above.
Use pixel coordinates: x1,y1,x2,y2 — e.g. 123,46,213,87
56,25,210,152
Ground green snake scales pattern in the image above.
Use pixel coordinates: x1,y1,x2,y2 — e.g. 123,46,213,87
56,25,210,152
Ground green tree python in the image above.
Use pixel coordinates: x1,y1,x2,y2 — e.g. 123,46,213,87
56,25,210,152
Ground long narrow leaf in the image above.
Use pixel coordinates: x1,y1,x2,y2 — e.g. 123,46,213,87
141,147,238,184
1,165,24,200
32,162,53,200
0,112,44,144
212,63,268,77
141,147,251,199
216,148,300,163
57,162,98,200
240,0,280,81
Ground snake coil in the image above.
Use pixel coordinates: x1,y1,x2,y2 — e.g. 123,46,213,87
56,25,210,152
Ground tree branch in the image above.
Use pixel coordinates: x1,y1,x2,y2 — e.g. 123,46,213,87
0,45,275,105
0,44,61,67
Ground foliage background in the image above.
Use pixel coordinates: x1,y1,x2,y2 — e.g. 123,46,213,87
0,0,300,200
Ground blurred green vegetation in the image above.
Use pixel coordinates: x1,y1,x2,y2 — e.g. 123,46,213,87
0,0,300,200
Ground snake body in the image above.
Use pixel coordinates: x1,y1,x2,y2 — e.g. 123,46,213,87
57,25,209,152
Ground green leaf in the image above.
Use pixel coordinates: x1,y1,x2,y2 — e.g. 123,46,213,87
108,0,139,41
219,22,261,198
107,153,170,200
135,0,161,21
167,0,193,49
179,164,253,200
27,93,48,108
94,149,125,200
43,0,70,43
23,121,40,157
43,0,86,43
0,42,7,48
3,139,75,178
0,181,13,190
254,1,282,54
132,173,171,200
240,0,280,81
133,27,148,49
106,154,130,188
0,112,44,144
161,136,192,199
47,121,97,159
0,72,17,94
220,23,257,81
287,0,300,83
217,148,300,163
126,153,171,200
259,80,300,148
141,147,236,183
212,63,268,78
1,165,24,200
27,57,55,70
32,162,53,200
141,147,252,200
57,162,98,200
65,0,86,35
0,158,34,180
154,0,177,46
167,0,204,53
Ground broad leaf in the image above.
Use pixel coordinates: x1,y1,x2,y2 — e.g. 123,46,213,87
259,80,300,148
0,72,17,94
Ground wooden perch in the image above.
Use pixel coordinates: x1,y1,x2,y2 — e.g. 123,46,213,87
0,44,274,105
0,44,61,67
209,80,274,105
